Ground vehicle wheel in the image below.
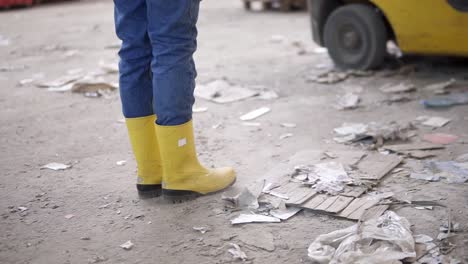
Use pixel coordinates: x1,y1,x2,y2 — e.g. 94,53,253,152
323,4,388,70
244,1,251,10
279,0,291,12
262,2,272,10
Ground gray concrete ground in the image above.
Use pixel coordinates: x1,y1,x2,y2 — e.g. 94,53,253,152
0,0,467,263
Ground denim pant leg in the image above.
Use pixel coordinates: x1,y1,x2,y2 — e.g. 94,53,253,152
114,0,154,118
146,0,200,126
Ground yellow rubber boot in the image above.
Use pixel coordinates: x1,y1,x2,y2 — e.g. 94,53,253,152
126,115,163,198
155,120,236,202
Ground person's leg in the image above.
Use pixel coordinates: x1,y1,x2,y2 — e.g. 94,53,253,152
146,0,236,203
146,0,198,125
114,0,163,198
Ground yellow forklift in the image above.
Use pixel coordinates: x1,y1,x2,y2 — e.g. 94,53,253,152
308,0,468,69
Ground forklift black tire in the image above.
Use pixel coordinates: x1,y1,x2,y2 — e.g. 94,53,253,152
323,4,388,70
279,0,291,12
262,1,272,10
244,1,251,10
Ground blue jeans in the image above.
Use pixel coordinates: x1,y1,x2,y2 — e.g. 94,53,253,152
114,0,199,125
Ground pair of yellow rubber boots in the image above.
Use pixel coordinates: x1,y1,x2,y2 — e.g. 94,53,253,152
125,115,236,202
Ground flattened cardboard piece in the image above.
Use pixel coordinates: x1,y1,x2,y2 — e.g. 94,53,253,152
357,154,402,180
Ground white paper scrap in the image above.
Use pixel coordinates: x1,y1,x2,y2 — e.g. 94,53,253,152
231,214,281,225
41,163,71,171
239,107,271,121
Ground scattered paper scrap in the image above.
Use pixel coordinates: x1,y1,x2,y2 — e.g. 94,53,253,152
222,182,264,210
279,133,293,140
281,123,296,128
424,79,456,94
269,202,301,220
0,34,10,46
64,214,75,219
228,243,248,261
71,81,118,98
193,226,210,234
41,163,72,171
383,143,444,153
336,93,360,110
380,83,416,93
308,70,374,84
270,34,286,43
231,214,281,225
308,70,348,84
116,160,127,166
257,89,279,100
71,82,117,93
418,116,451,128
240,107,270,121
195,80,258,104
192,106,208,113
384,94,415,103
37,74,82,88
63,50,79,58
241,122,261,127
334,123,368,138
312,47,328,54
19,73,45,86
387,41,403,58
120,240,134,250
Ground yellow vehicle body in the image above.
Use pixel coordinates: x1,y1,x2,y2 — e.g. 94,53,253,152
371,0,468,56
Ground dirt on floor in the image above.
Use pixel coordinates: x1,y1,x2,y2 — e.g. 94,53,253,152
0,0,467,264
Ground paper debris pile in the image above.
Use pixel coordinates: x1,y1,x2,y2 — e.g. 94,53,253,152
32,63,120,98
227,150,402,224
333,121,415,146
71,81,118,98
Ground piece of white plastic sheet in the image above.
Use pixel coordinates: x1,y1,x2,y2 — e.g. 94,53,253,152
307,211,415,264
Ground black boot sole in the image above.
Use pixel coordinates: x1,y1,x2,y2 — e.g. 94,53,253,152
162,189,201,203
162,179,236,204
137,184,162,199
